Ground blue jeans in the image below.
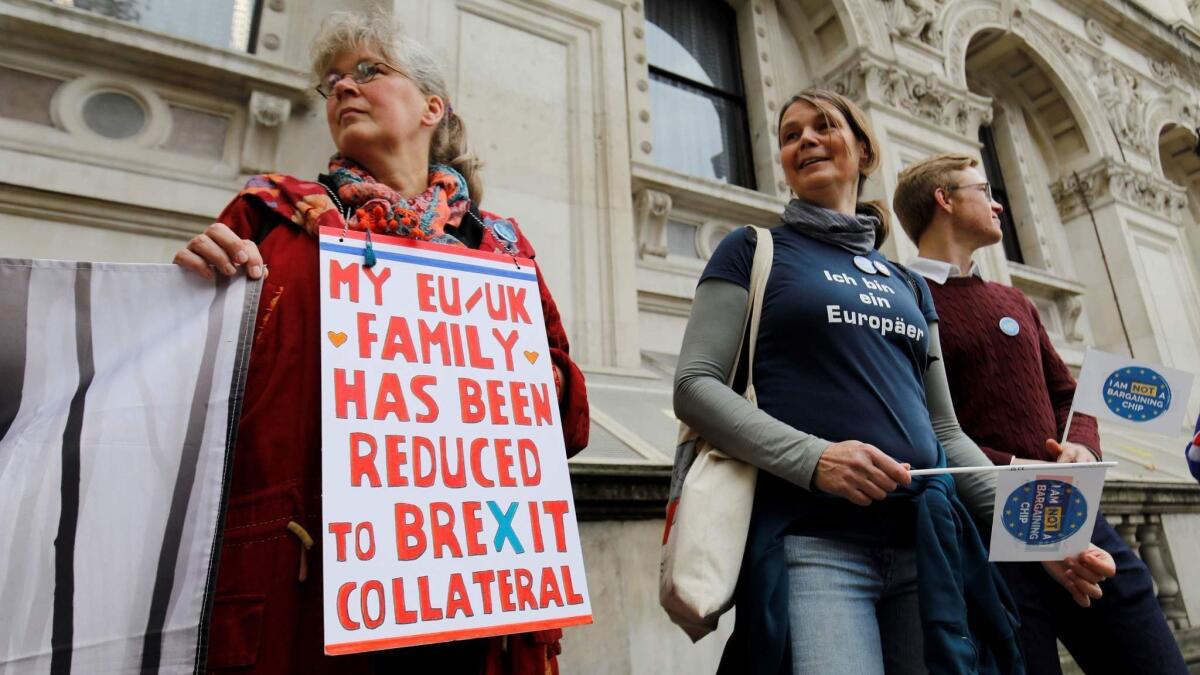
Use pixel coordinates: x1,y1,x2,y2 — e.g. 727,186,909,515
785,535,925,675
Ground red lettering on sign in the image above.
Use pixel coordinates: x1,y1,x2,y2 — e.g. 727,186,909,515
361,579,385,629
539,567,564,608
337,582,360,630
411,375,439,423
562,565,585,605
518,439,541,486
329,259,359,303
394,503,426,560
416,273,436,312
328,522,352,561
362,266,390,306
373,373,411,422
356,312,377,358
380,316,416,362
463,501,485,556
385,434,408,486
494,438,517,487
430,501,462,559
334,369,366,420
392,577,417,624
514,568,537,611
497,569,516,612
418,576,443,621
528,502,544,553
543,500,570,552
349,432,381,487
472,570,495,615
445,573,473,619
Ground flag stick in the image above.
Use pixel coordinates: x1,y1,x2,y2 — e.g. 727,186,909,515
1060,408,1077,445
909,461,1117,476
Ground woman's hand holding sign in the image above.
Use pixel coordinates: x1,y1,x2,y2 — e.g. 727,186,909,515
814,441,912,506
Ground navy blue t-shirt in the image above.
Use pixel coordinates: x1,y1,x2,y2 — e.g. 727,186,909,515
701,225,940,541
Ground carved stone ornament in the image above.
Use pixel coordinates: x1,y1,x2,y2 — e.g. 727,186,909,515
1051,160,1189,224
1084,18,1105,45
822,59,993,137
864,61,992,136
1093,57,1152,154
1151,59,1178,85
250,91,291,128
886,0,943,47
634,188,672,258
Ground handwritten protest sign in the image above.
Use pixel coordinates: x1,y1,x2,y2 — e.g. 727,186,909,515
318,227,591,655
987,463,1111,562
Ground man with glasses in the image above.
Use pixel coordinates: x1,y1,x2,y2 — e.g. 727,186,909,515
892,153,1188,674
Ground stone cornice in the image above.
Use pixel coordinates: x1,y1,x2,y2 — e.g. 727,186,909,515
822,53,992,140
0,0,310,99
1051,159,1190,225
1055,0,1200,73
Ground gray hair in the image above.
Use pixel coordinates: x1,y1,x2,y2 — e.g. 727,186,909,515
311,9,484,202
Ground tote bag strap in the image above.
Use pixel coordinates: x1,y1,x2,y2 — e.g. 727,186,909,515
742,225,773,397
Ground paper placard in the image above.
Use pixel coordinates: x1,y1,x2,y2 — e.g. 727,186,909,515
318,228,592,654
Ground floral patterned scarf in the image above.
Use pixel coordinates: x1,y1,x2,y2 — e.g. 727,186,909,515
238,156,470,247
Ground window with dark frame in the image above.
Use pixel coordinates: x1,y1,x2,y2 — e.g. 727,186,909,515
977,125,1024,264
645,0,756,189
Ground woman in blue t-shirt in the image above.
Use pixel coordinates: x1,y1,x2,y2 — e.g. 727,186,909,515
672,90,1105,675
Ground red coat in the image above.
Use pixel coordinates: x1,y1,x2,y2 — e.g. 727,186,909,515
204,185,588,674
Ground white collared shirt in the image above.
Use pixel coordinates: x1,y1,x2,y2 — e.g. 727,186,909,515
906,256,982,285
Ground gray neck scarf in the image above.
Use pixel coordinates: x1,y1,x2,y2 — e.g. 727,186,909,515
780,198,878,256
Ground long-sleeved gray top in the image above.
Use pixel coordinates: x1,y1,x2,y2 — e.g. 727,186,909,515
673,278,996,521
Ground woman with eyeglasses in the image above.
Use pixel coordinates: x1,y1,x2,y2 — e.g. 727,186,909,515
172,10,588,674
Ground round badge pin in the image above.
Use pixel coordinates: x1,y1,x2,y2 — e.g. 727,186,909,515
491,219,518,244
873,260,892,277
853,255,877,274
999,317,1020,336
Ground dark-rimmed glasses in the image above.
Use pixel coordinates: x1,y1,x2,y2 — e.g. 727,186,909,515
946,182,993,201
315,61,398,99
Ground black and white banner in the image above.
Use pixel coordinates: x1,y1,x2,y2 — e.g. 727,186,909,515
0,259,258,674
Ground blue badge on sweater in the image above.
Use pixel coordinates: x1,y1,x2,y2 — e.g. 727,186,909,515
1104,367,1171,422
999,317,1020,336
1002,479,1088,545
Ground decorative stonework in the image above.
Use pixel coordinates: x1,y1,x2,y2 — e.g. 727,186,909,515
634,187,672,258
824,58,991,138
249,90,290,127
1054,32,1153,156
1084,17,1105,45
1094,57,1152,155
1051,160,1189,224
885,0,944,47
1151,59,1178,85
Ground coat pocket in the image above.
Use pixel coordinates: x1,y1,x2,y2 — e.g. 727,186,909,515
207,484,305,670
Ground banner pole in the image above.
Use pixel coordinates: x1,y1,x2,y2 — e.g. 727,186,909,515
909,461,1117,477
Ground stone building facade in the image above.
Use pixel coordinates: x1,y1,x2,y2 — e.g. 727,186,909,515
2,0,1200,672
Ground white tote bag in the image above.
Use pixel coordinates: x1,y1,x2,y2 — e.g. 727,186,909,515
659,225,772,642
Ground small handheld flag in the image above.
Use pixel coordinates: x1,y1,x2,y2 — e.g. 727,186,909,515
987,462,1113,561
1070,348,1195,436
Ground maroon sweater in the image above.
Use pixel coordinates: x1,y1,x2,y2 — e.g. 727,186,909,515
927,275,1100,465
